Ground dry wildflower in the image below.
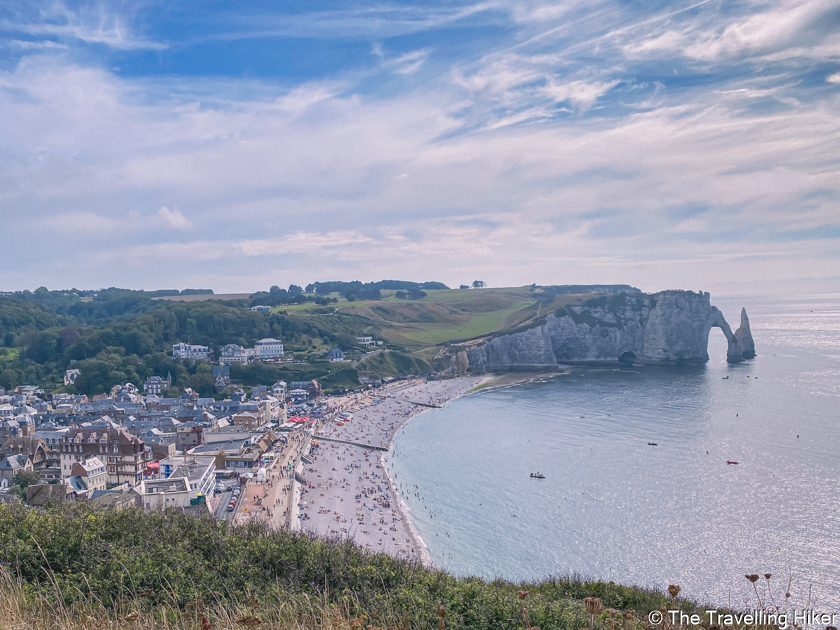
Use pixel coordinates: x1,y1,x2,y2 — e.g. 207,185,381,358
667,585,681,599
437,605,447,630
585,597,603,616
607,610,618,617
585,597,603,630
518,590,530,600
123,611,140,621
201,615,213,630
745,574,759,583
349,617,366,629
623,611,635,620
764,573,771,580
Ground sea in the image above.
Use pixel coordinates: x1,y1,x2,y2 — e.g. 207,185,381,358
388,293,840,610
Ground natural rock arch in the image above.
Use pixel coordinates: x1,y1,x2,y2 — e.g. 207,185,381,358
707,314,744,364
462,290,756,370
618,351,636,364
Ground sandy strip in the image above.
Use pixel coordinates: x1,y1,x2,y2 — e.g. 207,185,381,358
301,377,483,565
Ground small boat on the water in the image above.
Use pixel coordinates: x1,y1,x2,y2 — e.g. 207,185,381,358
530,473,545,479
648,442,658,446
727,461,739,465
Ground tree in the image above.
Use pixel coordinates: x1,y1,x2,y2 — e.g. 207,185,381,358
12,470,41,502
459,285,470,290
288,285,303,296
0,368,19,391
472,280,486,288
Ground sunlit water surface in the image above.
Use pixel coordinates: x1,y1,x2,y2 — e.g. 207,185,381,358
388,294,840,608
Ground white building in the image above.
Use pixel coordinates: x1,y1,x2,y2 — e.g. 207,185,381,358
136,455,216,510
356,336,376,348
250,305,271,313
69,457,107,494
219,344,249,365
172,343,211,361
271,381,287,399
255,338,284,359
64,369,81,386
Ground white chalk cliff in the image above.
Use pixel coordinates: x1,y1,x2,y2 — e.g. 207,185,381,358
465,290,755,370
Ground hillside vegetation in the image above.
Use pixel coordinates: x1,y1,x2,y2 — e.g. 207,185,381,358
0,283,636,395
0,502,694,630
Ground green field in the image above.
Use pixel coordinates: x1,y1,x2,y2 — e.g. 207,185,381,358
398,299,536,344
268,287,542,348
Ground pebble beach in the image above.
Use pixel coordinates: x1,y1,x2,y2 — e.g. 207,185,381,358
298,377,484,563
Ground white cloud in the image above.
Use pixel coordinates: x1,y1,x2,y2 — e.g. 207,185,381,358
1,0,839,294
156,206,193,230
543,78,620,110
620,0,840,63
828,73,840,84
1,2,167,51
387,50,430,75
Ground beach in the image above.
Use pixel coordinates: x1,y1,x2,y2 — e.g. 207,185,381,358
233,372,562,563
299,377,484,564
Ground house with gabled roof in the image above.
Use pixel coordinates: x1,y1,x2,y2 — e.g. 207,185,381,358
0,453,33,481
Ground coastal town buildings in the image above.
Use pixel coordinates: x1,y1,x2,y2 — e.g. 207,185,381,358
0,453,33,480
254,338,284,359
0,359,372,524
136,455,216,510
143,373,172,395
172,343,211,361
58,427,148,485
69,457,107,494
219,344,250,365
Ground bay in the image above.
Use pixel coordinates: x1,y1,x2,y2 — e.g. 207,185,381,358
388,294,840,609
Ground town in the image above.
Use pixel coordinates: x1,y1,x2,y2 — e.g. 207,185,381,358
0,336,396,529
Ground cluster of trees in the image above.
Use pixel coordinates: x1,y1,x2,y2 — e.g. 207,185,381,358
4,287,214,323
248,285,326,307
394,289,427,300
249,279,449,305
304,280,448,302
0,292,378,395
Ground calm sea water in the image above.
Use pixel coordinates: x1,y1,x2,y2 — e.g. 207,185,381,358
388,294,840,609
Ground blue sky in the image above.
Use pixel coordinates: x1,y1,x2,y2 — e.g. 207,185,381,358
1,0,839,295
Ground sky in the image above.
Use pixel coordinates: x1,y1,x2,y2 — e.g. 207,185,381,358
1,0,839,296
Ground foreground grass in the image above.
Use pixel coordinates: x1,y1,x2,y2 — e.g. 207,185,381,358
0,503,696,630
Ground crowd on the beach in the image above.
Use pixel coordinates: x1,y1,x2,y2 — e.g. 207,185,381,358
296,378,482,560
232,377,482,561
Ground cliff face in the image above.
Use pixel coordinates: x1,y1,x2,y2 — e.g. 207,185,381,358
465,291,755,370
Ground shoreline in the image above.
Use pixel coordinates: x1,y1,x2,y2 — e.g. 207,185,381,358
379,371,567,567
379,372,560,566
380,377,486,567
304,376,482,564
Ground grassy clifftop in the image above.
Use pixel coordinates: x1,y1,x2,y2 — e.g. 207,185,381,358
0,502,692,630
